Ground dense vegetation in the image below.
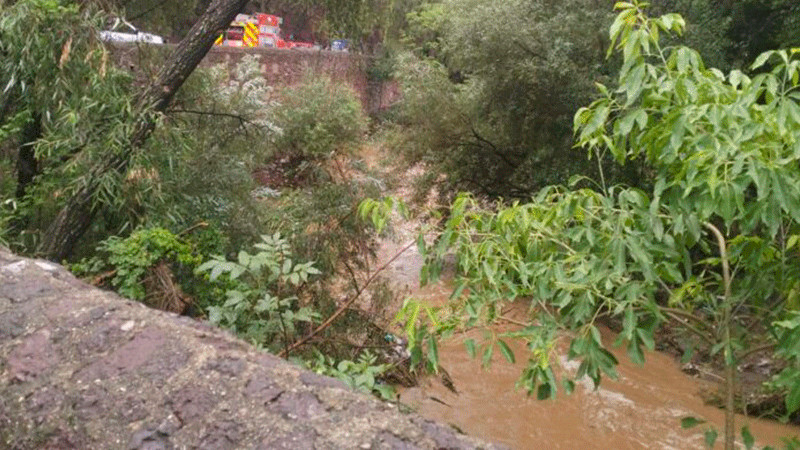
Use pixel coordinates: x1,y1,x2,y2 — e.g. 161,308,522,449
0,0,395,396
388,2,800,448
388,0,800,199
2,0,800,447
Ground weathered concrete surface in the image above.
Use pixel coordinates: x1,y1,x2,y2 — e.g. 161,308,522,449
0,247,499,449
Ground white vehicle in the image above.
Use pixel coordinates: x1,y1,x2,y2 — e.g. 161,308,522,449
99,18,164,44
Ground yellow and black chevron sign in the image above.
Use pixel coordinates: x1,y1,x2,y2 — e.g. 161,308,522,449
243,22,258,47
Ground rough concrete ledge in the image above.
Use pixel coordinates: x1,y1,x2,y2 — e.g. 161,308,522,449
0,248,500,449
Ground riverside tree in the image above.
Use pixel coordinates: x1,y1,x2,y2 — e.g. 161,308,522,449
393,0,619,198
1,0,249,260
399,2,800,448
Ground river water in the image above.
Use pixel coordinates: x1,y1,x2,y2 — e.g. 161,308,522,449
378,240,800,449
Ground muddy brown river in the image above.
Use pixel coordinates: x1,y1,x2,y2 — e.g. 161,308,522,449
379,241,800,449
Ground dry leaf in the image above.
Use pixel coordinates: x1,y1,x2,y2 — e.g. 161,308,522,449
59,37,73,69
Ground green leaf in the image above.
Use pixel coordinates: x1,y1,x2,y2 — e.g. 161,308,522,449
428,337,439,372
704,428,718,448
207,306,222,324
625,63,647,106
210,262,225,281
681,344,695,364
623,307,636,340
589,326,603,346
223,290,245,307
417,233,427,255
627,338,645,365
373,383,396,401
751,51,772,70
282,258,292,275
618,109,640,136
237,250,250,267
450,281,468,300
741,425,754,450
636,327,655,351
786,382,800,413
536,383,553,400
498,339,516,364
680,416,706,429
482,342,494,368
229,264,245,280
465,338,477,358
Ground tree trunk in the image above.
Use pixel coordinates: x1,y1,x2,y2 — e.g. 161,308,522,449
15,113,41,199
38,0,248,261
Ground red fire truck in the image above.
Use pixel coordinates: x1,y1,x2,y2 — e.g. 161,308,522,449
215,13,315,49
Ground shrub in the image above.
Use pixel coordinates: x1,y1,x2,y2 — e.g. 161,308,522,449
71,227,208,313
271,75,367,163
305,350,396,400
197,233,321,353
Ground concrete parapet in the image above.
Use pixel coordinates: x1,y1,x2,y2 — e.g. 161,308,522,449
0,248,499,449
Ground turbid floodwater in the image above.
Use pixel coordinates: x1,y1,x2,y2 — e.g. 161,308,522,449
358,141,800,449
378,239,800,449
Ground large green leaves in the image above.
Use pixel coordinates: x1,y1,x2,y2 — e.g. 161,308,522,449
413,2,800,421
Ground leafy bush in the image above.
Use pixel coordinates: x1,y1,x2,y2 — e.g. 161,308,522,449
83,228,199,300
138,55,278,252
197,233,321,353
403,2,447,59
262,180,380,278
271,75,367,163
253,74,380,291
306,350,396,400
70,227,215,314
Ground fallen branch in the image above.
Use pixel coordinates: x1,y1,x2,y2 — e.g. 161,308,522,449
279,240,416,357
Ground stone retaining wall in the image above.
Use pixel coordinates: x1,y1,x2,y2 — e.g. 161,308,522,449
0,248,498,449
110,43,399,114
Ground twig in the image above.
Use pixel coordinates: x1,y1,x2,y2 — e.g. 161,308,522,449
90,269,117,286
704,221,735,450
169,108,260,131
177,221,208,236
737,342,776,361
128,2,162,22
498,315,530,327
664,311,714,346
342,259,361,294
277,298,292,358
279,240,416,357
659,307,708,327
